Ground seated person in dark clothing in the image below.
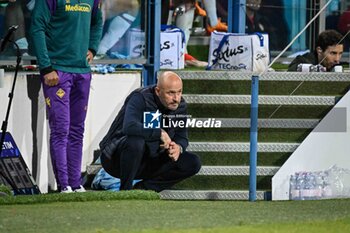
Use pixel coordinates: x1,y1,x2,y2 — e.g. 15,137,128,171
99,71,201,192
245,0,289,51
288,30,344,72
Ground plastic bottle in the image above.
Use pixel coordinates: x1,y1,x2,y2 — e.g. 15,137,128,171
295,172,304,200
300,172,313,200
289,174,299,200
307,172,318,200
322,170,333,199
314,171,324,199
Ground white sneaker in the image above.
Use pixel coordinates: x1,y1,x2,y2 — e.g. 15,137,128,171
73,185,86,193
61,186,73,193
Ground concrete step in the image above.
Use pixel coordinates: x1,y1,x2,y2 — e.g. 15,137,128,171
183,94,336,106
86,164,279,177
160,190,271,200
172,70,350,82
194,118,319,128
188,142,299,153
197,166,279,176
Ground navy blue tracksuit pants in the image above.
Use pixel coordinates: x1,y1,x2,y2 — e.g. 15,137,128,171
101,136,201,192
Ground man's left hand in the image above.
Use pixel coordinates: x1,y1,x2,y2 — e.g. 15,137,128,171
168,141,181,162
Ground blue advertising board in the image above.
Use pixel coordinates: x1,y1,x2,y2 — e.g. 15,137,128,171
0,132,40,195
0,132,20,158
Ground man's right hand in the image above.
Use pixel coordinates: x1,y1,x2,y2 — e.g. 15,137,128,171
44,71,59,86
160,129,171,150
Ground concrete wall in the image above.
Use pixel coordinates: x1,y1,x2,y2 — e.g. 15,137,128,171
0,71,141,193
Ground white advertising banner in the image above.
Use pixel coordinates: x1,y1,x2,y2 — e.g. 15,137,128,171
128,28,185,69
208,31,270,73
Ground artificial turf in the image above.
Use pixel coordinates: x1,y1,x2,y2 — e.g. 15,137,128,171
0,190,159,205
0,192,349,233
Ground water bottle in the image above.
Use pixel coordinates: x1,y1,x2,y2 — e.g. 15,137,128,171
300,172,313,200
307,172,318,200
314,172,324,199
289,174,299,200
322,170,333,199
297,172,305,200
294,172,304,200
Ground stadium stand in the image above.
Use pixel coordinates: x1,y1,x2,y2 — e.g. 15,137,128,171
86,71,350,200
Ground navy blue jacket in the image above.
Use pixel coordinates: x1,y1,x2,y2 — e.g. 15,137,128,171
99,85,189,159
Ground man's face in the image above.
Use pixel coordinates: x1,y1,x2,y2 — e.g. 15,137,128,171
318,44,343,70
156,79,182,111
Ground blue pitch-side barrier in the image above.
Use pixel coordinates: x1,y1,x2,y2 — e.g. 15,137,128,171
249,76,259,201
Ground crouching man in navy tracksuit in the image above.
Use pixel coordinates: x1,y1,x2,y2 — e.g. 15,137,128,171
99,71,201,192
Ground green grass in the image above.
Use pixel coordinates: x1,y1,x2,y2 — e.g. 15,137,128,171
0,184,12,196
0,195,349,233
0,190,159,205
